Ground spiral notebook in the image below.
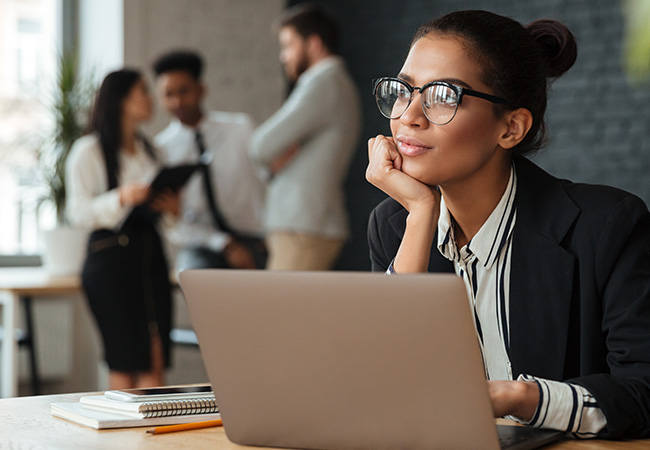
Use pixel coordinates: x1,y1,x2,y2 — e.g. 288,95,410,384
51,402,220,429
79,394,219,418
51,391,220,429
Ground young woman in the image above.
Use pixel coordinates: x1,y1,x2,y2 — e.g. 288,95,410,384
66,69,179,389
367,10,650,439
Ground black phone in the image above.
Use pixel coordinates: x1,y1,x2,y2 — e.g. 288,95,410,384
104,384,213,402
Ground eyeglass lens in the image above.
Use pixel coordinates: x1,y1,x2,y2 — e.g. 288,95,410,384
375,79,459,125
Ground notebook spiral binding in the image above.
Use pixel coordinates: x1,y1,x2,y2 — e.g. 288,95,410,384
141,398,219,418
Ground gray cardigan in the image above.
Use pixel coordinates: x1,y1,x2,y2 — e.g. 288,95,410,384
250,56,361,239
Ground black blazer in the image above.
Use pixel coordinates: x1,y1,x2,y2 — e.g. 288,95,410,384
367,156,650,439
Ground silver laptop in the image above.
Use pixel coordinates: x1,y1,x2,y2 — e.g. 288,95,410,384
179,270,564,450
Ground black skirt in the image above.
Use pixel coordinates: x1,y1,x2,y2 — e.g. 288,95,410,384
81,218,172,372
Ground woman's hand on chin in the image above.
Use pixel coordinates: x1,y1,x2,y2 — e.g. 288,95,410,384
366,134,439,214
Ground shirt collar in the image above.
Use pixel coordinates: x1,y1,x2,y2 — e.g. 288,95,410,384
168,115,207,136
437,164,517,268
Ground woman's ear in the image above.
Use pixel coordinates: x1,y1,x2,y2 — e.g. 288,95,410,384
498,108,533,149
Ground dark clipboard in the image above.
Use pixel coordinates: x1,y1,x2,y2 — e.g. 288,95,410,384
116,158,208,231
150,161,204,194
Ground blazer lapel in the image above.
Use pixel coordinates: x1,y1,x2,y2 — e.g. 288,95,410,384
509,158,579,380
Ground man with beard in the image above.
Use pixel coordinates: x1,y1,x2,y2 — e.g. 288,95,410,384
250,4,361,271
153,50,267,271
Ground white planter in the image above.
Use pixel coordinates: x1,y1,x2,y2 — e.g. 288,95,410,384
41,227,88,275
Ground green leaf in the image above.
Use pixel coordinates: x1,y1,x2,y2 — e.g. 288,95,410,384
38,52,96,225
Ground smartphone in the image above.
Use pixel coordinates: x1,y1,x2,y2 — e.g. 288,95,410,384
104,384,213,402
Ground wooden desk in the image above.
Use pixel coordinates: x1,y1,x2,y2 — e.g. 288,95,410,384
1,392,649,449
0,267,81,398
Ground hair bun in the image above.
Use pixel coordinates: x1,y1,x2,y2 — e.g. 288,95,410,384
526,19,577,78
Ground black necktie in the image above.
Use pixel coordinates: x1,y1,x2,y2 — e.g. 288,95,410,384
195,131,233,234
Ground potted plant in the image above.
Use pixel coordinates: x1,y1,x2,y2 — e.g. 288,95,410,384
38,52,94,275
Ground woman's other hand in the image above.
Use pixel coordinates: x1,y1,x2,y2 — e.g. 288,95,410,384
149,189,180,216
488,380,539,421
119,182,151,207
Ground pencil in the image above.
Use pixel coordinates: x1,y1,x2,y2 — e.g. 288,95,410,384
146,419,223,435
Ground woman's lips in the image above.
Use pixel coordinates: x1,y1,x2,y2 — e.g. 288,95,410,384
396,136,433,156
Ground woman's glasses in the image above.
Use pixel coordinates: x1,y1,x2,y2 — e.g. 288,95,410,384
373,77,511,125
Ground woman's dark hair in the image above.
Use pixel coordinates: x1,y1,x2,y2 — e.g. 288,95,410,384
87,69,154,189
412,10,577,155
277,3,339,55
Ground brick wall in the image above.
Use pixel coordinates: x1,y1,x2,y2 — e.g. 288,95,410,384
290,0,650,270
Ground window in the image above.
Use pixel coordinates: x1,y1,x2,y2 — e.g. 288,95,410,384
0,0,58,255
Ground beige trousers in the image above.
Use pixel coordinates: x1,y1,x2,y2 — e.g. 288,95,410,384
266,231,345,271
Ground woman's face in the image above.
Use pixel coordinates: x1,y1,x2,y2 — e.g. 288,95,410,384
122,78,153,123
390,35,510,188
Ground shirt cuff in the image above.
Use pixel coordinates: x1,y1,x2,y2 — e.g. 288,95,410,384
511,374,606,437
206,232,231,253
97,190,130,229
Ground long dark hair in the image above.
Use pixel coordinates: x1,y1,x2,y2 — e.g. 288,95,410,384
412,10,577,156
87,69,154,189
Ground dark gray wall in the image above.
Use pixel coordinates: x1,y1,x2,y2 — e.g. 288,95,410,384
289,0,650,271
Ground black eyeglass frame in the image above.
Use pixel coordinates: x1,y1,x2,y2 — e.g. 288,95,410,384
372,77,513,125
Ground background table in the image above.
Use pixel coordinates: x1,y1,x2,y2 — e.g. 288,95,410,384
0,267,81,398
1,391,649,449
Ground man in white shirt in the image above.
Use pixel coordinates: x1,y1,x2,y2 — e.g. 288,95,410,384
153,51,266,271
250,4,361,271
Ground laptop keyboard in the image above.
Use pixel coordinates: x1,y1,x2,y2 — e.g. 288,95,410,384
499,431,531,448
497,425,564,450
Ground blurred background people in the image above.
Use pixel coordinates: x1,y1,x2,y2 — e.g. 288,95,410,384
153,50,267,271
66,69,179,389
250,4,361,271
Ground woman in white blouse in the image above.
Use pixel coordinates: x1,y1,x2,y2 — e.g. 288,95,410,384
66,69,179,389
